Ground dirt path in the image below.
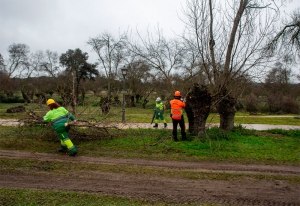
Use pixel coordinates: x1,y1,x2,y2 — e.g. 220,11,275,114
1,119,300,130
0,150,299,205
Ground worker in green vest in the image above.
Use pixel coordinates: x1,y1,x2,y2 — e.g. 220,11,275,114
153,97,167,128
43,99,78,156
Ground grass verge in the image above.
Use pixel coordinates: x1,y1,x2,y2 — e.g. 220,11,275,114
0,125,299,165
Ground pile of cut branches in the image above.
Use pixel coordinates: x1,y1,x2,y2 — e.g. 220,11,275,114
18,109,120,141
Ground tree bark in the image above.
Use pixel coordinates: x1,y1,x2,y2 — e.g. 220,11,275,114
216,89,236,131
185,84,212,135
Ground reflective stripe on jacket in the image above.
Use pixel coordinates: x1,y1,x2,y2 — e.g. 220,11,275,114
170,99,185,120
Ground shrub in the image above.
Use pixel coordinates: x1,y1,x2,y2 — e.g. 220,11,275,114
0,95,24,103
281,96,299,114
245,93,258,113
267,95,282,113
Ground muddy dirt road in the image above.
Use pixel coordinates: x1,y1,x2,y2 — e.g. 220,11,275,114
0,150,299,205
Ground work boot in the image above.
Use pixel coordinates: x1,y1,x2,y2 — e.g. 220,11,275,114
69,148,78,156
58,146,68,153
69,151,78,156
164,123,167,128
153,123,158,128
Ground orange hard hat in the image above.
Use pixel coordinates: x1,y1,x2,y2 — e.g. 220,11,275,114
46,99,55,106
174,91,181,97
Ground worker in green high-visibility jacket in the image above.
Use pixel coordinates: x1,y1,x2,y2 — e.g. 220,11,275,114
43,99,78,156
153,97,167,128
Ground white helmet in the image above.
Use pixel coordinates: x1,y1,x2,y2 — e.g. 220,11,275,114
156,97,161,102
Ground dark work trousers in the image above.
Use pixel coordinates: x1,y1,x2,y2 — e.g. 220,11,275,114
172,116,186,141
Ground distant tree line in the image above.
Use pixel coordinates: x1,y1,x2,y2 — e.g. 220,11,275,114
0,0,299,131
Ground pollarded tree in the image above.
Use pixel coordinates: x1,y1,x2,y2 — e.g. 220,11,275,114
181,0,282,131
60,48,99,114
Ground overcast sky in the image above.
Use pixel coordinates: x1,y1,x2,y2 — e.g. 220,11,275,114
0,0,186,62
0,0,298,64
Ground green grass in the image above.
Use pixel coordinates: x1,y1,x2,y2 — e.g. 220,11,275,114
0,125,299,165
1,188,183,206
0,102,299,125
0,123,299,205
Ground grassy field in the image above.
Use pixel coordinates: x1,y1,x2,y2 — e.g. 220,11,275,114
0,101,299,206
1,124,299,165
0,102,299,125
0,125,300,205
1,125,300,205
0,188,212,206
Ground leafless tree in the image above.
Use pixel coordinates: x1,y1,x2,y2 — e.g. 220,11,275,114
39,50,62,78
87,32,127,99
0,43,30,92
266,8,300,61
181,0,282,131
126,27,191,96
265,7,300,83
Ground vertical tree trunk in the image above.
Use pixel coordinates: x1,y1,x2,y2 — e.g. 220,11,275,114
216,89,236,131
185,84,212,135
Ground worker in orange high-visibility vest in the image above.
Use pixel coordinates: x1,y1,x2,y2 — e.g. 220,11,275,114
169,91,186,141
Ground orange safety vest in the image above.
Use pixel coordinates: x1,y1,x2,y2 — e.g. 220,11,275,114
170,99,185,120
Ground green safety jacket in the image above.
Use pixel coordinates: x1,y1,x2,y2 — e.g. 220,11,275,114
43,107,75,130
155,102,165,113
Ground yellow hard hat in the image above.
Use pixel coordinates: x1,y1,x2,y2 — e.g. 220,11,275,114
46,99,55,106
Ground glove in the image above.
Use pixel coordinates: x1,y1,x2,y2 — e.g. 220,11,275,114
64,123,69,127
73,120,77,123
158,113,160,116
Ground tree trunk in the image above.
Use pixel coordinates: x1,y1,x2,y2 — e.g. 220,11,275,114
185,84,212,135
130,96,136,107
216,89,236,131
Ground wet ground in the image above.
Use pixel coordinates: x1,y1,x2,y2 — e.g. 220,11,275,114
0,119,299,130
1,150,299,205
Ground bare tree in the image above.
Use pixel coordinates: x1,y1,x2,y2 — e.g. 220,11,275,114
20,51,44,104
126,28,191,96
265,7,300,83
39,50,62,78
181,0,282,131
264,62,293,95
266,8,300,61
87,32,126,99
0,43,30,92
